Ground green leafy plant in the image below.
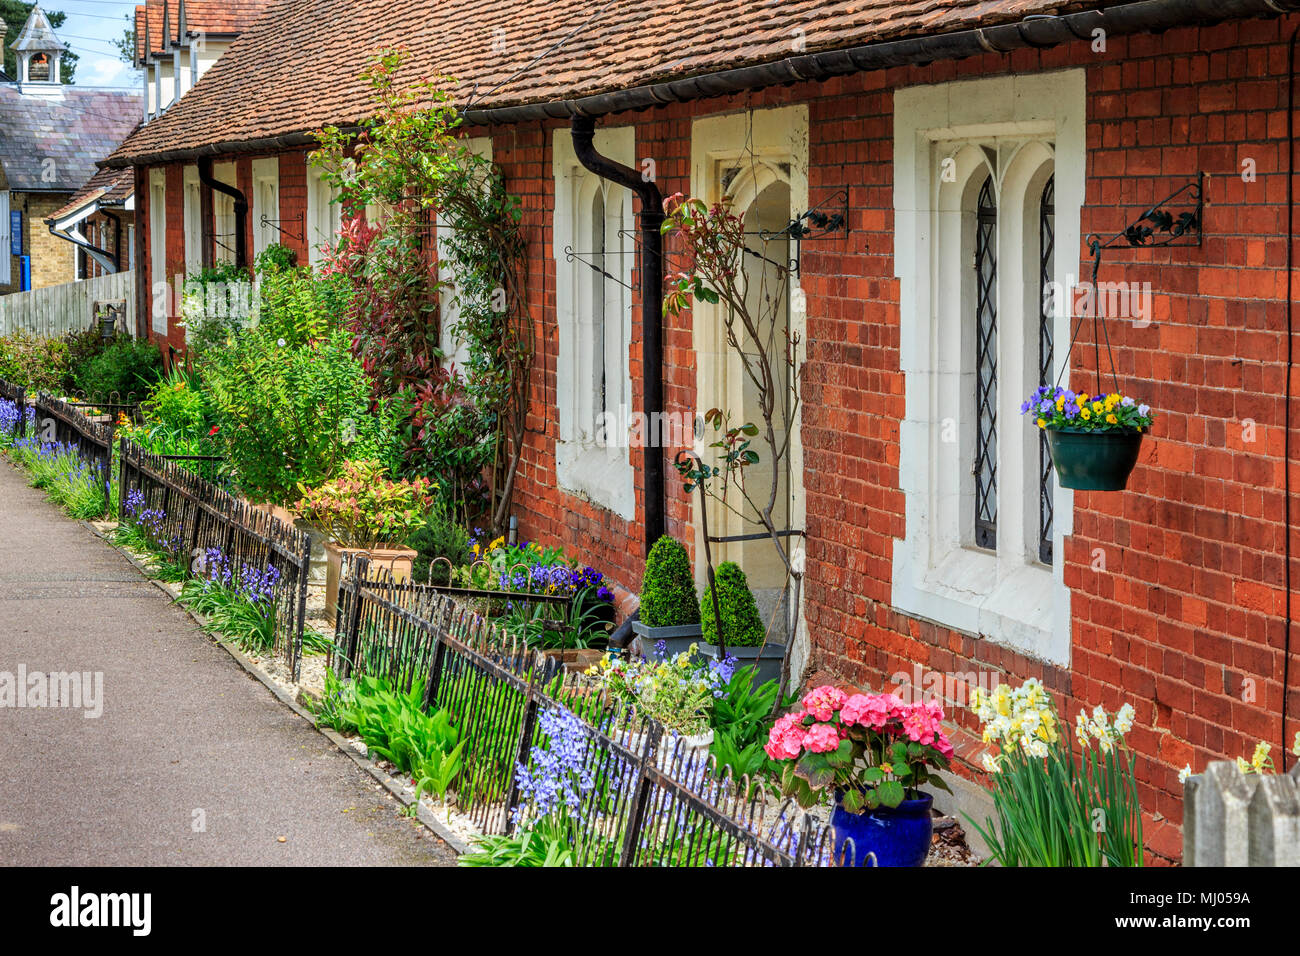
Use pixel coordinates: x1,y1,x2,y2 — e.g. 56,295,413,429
253,244,350,348
314,670,465,802
700,561,765,647
639,534,701,628
9,438,107,518
316,48,532,537
72,336,163,402
460,816,580,867
203,326,396,503
406,495,472,584
295,459,433,548
497,586,611,650
0,329,70,393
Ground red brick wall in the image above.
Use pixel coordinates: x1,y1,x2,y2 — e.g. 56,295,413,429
278,151,309,265
123,13,1300,862
485,18,1300,864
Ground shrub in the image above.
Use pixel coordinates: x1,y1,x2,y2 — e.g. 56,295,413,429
406,495,472,584
181,262,252,359
254,244,350,347
700,561,766,647
0,330,70,393
639,535,701,628
203,326,396,503
295,459,433,548
72,336,163,402
61,326,114,391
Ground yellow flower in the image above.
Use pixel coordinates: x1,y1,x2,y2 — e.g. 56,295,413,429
1056,396,1065,410
1080,408,1092,421
1092,401,1104,414
1036,418,1047,429
1106,413,1118,425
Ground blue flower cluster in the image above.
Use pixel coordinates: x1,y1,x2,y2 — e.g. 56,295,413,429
512,706,597,823
202,547,282,606
497,563,614,603
0,399,33,439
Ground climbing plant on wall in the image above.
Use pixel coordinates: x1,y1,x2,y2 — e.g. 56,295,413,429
314,48,532,533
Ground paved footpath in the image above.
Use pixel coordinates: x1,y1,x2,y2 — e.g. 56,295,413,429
0,459,455,866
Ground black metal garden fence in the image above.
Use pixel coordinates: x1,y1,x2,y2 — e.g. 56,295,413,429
333,557,841,866
117,437,312,680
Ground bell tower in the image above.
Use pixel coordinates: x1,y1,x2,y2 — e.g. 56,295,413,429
9,6,68,91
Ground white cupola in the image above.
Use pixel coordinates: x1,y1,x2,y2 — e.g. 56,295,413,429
9,5,68,90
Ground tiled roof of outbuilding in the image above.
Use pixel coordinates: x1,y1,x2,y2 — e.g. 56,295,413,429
0,85,141,191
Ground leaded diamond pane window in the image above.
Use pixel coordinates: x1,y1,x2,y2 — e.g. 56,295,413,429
973,176,998,551
1038,176,1055,565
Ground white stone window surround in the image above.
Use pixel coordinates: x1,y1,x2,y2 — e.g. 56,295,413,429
551,126,636,520
438,136,494,372
892,71,1085,667
182,165,201,275
305,163,341,266
251,158,280,260
148,169,168,336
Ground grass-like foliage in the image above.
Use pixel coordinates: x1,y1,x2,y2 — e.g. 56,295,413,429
8,436,108,519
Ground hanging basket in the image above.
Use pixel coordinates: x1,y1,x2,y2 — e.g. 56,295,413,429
1047,428,1145,491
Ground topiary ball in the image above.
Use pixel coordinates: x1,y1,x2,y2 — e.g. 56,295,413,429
700,561,766,647
639,534,701,628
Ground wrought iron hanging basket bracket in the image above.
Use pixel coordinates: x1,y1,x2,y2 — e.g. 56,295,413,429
758,189,849,276
1086,172,1204,279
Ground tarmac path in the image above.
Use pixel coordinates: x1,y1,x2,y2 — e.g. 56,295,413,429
0,458,455,866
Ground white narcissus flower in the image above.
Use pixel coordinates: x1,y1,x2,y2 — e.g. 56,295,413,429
1178,765,1192,784
1114,703,1135,735
981,752,1001,774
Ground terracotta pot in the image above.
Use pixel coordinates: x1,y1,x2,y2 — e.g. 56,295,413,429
247,500,297,527
540,647,606,673
323,541,416,624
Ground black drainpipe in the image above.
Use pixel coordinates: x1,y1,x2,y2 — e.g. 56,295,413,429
197,156,249,271
571,115,665,554
102,208,123,271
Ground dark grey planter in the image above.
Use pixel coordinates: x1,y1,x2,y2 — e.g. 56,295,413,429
701,641,786,686
631,619,703,660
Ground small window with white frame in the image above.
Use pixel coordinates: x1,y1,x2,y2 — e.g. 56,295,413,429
251,158,280,260
551,126,635,519
306,163,342,267
183,166,201,275
892,71,1084,666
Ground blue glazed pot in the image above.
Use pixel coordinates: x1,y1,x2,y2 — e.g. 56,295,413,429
831,791,934,867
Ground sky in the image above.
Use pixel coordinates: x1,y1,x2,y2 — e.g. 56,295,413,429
50,0,140,88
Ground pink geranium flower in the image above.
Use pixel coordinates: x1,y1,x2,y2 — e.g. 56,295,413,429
800,685,847,722
802,722,841,754
764,712,807,761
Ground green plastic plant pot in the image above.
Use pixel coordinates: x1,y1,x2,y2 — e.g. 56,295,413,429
1046,427,1144,491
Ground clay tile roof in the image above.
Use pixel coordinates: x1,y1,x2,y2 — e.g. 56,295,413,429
107,0,1172,166
135,0,275,67
0,86,142,190
47,163,136,221
183,0,277,37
